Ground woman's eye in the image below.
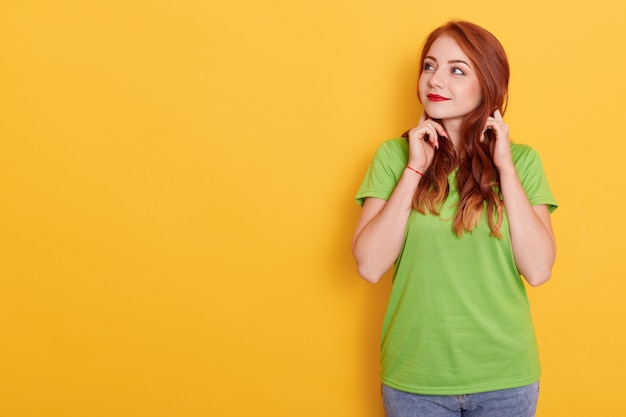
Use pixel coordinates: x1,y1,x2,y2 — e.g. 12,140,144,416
452,67,464,75
424,63,435,71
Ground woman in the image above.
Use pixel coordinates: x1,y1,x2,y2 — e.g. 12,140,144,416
352,21,557,417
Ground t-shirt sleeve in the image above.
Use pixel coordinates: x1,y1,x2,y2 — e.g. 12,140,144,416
355,139,408,206
512,143,558,213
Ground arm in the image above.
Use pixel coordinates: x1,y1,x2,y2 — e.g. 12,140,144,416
352,114,447,283
485,110,556,286
499,168,556,286
352,171,420,283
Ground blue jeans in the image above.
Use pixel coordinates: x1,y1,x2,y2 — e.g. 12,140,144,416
382,382,539,417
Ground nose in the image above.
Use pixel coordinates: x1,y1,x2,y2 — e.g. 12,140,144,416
429,70,444,88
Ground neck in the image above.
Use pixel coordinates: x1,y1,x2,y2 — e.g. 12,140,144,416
441,119,463,150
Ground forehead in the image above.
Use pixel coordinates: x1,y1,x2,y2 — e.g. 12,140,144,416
425,35,471,63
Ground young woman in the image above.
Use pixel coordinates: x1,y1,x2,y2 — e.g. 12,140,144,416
352,21,557,417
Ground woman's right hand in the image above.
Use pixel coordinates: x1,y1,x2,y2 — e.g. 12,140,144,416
406,113,448,172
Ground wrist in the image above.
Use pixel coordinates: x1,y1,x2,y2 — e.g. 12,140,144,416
497,162,517,178
406,165,424,176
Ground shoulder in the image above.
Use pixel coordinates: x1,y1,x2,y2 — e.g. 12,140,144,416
510,142,537,158
368,138,409,169
510,142,543,169
355,138,408,205
376,137,409,158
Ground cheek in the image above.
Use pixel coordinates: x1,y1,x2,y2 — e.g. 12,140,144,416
417,76,427,101
471,90,483,107
465,83,483,109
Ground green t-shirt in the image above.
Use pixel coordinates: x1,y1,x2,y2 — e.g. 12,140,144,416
356,138,557,395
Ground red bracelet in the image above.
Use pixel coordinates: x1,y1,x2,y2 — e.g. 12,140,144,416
406,166,424,176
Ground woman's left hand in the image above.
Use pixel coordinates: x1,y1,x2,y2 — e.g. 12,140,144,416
482,109,514,171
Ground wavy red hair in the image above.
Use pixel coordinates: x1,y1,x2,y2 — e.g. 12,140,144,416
405,21,510,237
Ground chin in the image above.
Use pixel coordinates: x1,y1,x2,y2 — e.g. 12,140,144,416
423,109,447,120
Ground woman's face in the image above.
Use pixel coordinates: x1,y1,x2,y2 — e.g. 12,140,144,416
418,35,482,124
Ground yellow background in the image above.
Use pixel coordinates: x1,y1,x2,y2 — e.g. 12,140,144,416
1,0,624,416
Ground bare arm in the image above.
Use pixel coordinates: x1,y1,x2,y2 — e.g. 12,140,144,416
486,110,556,286
352,170,420,283
352,114,447,283
499,168,556,286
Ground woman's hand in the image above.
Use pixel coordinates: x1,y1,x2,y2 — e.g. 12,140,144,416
483,109,513,171
407,113,447,172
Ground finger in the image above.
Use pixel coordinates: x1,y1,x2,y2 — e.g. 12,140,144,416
424,119,448,140
434,124,448,139
427,125,439,142
481,119,494,142
431,135,439,150
419,127,441,150
493,109,503,121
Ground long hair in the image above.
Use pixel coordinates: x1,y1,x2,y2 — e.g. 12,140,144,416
406,21,510,237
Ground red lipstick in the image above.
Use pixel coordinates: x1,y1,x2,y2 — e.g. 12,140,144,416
427,94,450,102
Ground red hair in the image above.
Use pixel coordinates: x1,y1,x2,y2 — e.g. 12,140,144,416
407,21,510,237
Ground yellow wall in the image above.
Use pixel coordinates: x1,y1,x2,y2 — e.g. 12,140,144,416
1,0,624,416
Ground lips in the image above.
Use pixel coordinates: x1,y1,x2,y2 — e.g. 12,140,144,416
427,94,450,102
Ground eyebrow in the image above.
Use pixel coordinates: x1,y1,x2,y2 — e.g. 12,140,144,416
424,56,472,67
